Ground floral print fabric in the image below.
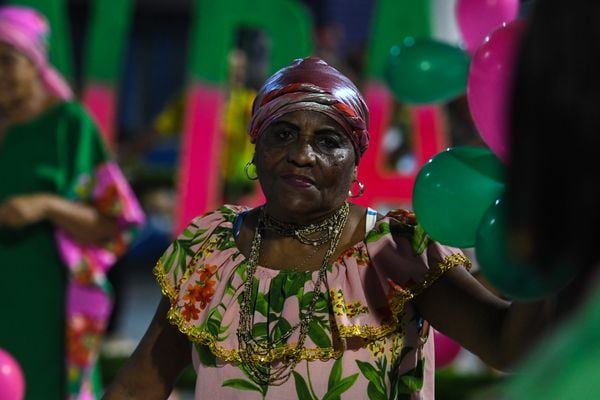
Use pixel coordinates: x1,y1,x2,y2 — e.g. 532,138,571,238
155,205,470,399
58,161,144,399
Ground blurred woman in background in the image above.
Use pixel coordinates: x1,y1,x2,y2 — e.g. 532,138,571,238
0,6,144,399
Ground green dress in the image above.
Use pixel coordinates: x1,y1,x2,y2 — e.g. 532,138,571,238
0,101,144,400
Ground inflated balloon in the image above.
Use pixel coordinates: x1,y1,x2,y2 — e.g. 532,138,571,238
434,329,461,369
0,348,25,400
385,37,470,104
467,19,526,164
412,146,505,247
456,0,519,54
475,196,578,300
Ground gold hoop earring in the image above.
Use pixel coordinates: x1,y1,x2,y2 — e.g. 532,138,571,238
244,161,258,180
348,179,364,198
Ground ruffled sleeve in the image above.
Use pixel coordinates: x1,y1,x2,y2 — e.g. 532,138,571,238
370,209,471,304
154,206,237,300
327,210,471,341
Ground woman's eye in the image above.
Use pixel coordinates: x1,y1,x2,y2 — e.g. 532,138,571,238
0,54,16,66
274,129,294,141
317,135,340,149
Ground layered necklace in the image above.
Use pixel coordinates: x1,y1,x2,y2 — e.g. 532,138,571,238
237,202,349,386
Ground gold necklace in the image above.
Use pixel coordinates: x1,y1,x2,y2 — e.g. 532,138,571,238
236,202,349,386
262,207,345,246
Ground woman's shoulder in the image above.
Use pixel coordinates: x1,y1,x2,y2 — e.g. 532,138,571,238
155,205,251,291
35,101,95,135
365,208,427,253
46,100,86,119
363,207,470,287
178,204,252,239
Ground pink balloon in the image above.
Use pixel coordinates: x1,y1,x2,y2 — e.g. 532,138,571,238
0,349,25,400
434,330,461,369
467,19,526,164
456,0,519,54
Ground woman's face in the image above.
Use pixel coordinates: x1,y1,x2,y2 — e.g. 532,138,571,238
255,110,357,220
0,42,38,108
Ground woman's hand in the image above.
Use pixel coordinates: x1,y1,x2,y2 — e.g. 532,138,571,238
0,193,118,244
0,193,52,228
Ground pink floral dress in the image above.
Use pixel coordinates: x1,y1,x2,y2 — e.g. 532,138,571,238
154,205,470,399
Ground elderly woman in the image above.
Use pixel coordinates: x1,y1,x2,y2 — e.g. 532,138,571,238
104,57,552,399
0,6,144,400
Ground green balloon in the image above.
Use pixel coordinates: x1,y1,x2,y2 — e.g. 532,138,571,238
412,146,505,247
385,37,470,104
476,196,577,300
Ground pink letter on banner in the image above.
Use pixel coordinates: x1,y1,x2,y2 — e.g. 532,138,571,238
82,84,117,148
354,81,448,209
175,83,226,234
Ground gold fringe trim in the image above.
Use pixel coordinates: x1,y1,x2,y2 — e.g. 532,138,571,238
338,252,470,340
408,253,472,298
153,253,470,363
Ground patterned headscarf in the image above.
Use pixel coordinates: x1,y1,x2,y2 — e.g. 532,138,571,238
0,5,73,100
249,57,369,162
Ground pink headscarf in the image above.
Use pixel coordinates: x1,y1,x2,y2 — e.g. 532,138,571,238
249,57,369,162
0,5,73,100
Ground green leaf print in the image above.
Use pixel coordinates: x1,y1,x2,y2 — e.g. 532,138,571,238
308,320,331,348
367,381,387,400
268,274,287,313
284,272,308,297
394,359,424,395
411,224,430,256
399,375,423,393
315,295,328,312
328,358,343,391
293,371,318,400
222,378,264,394
365,222,391,243
322,374,359,400
300,291,328,312
195,344,217,367
252,322,268,338
206,318,221,336
238,365,269,396
356,360,385,394
205,307,229,336
272,318,293,343
219,206,238,223
180,225,198,238
161,240,179,274
255,293,269,316
300,291,313,308
213,226,237,249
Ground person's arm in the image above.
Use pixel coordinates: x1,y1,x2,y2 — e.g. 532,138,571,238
0,192,117,243
102,296,192,399
414,266,556,371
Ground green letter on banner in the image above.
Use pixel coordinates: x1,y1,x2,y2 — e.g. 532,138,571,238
188,0,313,84
367,0,431,81
84,0,134,84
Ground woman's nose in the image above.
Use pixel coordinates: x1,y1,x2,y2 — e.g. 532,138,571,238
287,138,316,165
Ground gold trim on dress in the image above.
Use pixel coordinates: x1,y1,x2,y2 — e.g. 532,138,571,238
154,251,470,363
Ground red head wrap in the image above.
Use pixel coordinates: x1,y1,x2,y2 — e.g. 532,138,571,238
248,57,369,161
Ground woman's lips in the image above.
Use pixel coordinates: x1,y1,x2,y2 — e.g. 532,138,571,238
281,174,315,188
